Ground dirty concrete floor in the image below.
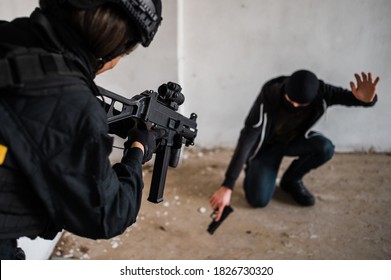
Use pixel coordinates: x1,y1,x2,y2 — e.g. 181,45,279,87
51,148,391,260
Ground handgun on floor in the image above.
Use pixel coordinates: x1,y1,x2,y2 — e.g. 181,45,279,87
207,205,234,235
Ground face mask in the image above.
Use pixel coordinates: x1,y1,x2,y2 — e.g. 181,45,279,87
282,95,307,112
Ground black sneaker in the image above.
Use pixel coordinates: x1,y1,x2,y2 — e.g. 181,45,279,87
280,180,315,206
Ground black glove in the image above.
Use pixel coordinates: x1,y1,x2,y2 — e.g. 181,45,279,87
125,126,166,163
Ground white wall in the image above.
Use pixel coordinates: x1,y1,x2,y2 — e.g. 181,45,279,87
95,0,179,93
3,0,389,153
179,0,391,152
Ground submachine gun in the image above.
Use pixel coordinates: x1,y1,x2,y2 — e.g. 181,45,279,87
98,82,198,204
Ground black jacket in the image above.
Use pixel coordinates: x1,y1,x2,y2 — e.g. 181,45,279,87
223,75,377,189
0,9,144,240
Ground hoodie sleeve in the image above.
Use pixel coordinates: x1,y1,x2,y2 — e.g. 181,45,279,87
222,89,267,189
222,125,262,189
320,80,378,107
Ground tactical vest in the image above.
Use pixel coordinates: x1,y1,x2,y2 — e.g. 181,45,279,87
0,45,87,239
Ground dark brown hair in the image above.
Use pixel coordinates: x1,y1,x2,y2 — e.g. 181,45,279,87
69,4,140,60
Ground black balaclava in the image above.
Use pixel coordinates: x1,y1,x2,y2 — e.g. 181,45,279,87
286,70,319,104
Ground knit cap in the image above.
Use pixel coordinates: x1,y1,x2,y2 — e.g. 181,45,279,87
286,70,319,104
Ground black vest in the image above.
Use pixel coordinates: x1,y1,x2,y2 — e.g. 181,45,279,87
0,45,85,239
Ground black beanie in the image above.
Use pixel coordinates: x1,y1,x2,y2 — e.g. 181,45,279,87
286,70,319,104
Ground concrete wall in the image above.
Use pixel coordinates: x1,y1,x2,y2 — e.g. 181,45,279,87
1,0,390,259
3,0,389,153
178,0,391,152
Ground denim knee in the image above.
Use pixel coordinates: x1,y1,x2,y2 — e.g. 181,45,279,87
318,139,335,162
245,194,270,208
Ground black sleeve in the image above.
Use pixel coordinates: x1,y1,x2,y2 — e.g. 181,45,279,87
222,125,261,189
320,80,377,107
47,127,145,240
42,91,147,240
222,89,266,189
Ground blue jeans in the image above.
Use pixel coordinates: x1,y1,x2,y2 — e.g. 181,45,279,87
244,132,335,208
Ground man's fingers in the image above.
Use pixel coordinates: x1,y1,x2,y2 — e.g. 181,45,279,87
361,72,368,82
350,81,357,93
373,76,380,86
354,73,362,84
368,72,373,83
209,197,217,209
209,199,224,222
215,206,224,222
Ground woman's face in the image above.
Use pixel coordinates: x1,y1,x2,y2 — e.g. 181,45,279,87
96,56,122,75
96,44,139,75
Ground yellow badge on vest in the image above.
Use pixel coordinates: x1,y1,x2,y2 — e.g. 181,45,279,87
0,144,8,165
